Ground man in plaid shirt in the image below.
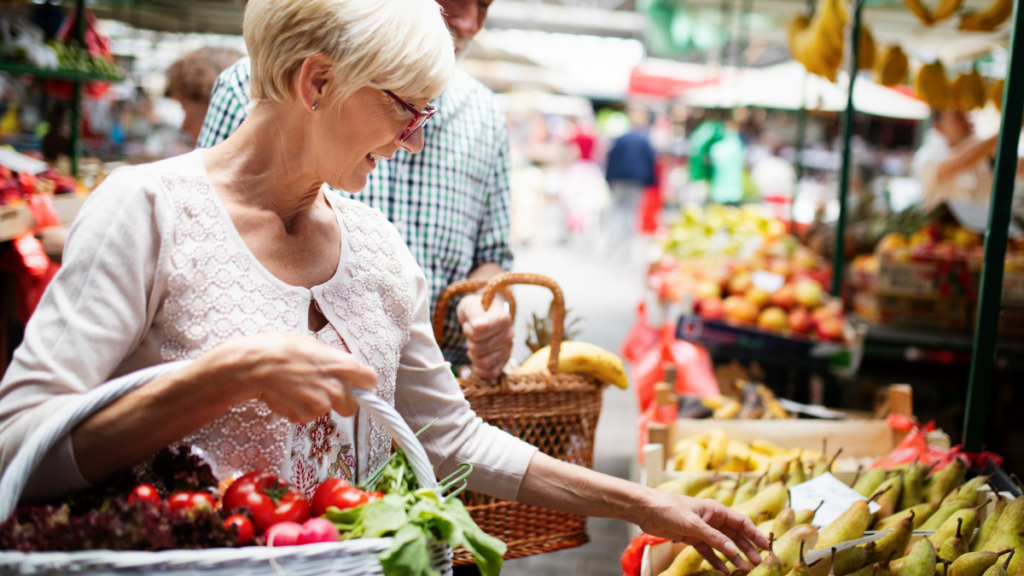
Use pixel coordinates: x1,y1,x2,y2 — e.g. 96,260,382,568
197,0,514,380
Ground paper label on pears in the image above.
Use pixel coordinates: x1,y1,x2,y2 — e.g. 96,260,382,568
789,472,883,529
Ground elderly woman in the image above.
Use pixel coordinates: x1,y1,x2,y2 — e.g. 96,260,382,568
0,0,765,569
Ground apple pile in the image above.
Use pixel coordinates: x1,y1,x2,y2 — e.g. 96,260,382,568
691,245,848,342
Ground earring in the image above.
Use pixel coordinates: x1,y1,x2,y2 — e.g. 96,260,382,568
311,102,319,111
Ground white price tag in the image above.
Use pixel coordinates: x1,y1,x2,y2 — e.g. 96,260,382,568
789,472,882,528
751,271,786,293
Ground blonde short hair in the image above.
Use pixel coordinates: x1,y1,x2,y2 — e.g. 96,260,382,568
243,0,454,107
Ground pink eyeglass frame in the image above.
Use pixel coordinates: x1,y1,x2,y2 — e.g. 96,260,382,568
382,89,437,141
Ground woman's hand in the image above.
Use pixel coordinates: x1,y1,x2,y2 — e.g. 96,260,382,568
516,453,768,573
202,332,379,420
632,491,769,573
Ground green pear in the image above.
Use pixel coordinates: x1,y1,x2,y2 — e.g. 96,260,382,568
874,474,905,522
876,503,939,530
868,510,915,565
946,476,993,507
775,525,821,573
733,481,789,523
897,539,937,576
750,533,783,576
715,483,738,506
923,499,977,532
980,551,1014,576
816,495,883,550
659,545,705,576
810,546,869,576
978,495,1024,575
788,540,811,576
900,463,926,511
937,518,971,575
735,474,765,506
698,484,721,499
972,496,1007,552
789,459,809,488
948,549,1014,576
925,461,968,505
774,509,797,539
928,503,984,548
855,469,889,498
796,501,825,526
657,471,719,496
814,449,844,479
770,460,796,484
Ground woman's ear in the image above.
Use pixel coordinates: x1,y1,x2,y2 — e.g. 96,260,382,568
296,54,332,112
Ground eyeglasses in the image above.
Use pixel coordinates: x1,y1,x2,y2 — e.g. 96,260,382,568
382,89,437,142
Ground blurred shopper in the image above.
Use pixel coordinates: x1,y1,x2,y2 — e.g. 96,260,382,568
559,118,608,245
604,106,655,255
912,110,1001,210
197,0,516,382
708,119,747,205
165,47,243,145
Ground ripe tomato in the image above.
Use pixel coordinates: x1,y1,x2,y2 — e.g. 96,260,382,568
222,471,311,533
224,514,255,545
127,484,160,505
310,477,377,517
168,491,217,512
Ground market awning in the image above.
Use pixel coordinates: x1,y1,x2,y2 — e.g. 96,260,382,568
627,58,717,98
681,61,930,120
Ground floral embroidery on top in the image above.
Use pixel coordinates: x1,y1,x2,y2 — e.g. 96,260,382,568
307,414,338,467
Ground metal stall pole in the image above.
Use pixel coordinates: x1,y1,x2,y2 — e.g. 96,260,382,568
69,0,86,177
791,0,815,229
962,0,1024,451
831,0,864,297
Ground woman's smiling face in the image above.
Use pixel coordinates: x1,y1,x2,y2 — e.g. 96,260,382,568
313,85,429,192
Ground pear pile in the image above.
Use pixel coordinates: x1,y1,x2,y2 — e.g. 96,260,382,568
656,459,1024,576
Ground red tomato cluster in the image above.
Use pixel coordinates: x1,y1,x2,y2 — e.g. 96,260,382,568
126,471,380,547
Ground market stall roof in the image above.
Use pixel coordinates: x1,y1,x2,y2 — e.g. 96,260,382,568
627,58,717,98
681,61,930,119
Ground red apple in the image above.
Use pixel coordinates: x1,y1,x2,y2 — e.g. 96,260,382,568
745,287,771,309
793,278,824,309
699,297,725,321
770,284,796,309
768,259,792,279
788,307,813,334
728,273,753,296
757,307,788,333
723,295,758,324
816,316,845,341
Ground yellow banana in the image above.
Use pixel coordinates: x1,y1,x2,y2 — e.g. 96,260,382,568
990,79,1004,110
959,0,1012,30
904,0,936,26
932,0,963,22
874,45,909,86
684,442,709,472
706,429,729,470
519,341,628,389
915,61,949,110
858,25,876,71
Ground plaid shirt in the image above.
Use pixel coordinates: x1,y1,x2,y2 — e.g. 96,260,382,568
197,59,513,364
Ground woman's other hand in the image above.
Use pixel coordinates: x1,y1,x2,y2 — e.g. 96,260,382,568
633,491,768,573
202,332,378,421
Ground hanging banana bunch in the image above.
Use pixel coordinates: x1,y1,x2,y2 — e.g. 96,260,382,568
915,61,950,110
903,0,962,26
990,79,1004,110
874,45,909,86
951,66,988,111
858,25,876,71
959,0,1013,31
786,0,848,82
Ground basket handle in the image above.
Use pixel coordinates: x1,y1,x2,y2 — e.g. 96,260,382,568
480,272,566,374
432,280,517,344
0,361,437,522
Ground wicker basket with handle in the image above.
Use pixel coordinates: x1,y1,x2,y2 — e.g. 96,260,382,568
432,272,605,564
0,361,452,576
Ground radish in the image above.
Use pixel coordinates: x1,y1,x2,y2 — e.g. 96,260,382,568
265,522,303,547
298,518,341,544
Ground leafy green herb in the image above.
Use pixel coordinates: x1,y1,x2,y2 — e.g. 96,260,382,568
326,450,506,576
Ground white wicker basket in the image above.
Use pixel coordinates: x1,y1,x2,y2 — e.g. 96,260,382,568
0,361,452,575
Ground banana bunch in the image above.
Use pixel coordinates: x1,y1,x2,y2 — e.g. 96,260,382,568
990,79,1004,110
858,25,876,71
915,61,951,110
959,0,1012,31
700,382,790,420
903,0,962,26
668,428,840,475
519,340,628,389
787,0,848,82
951,67,988,111
874,45,909,86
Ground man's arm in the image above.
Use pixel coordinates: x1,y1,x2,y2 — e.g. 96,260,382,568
936,135,998,181
196,58,252,149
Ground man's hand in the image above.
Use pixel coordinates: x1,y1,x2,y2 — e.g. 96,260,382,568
456,293,514,380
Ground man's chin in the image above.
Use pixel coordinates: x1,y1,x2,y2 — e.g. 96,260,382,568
452,35,472,61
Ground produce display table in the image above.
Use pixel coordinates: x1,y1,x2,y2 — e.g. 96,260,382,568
861,322,1024,370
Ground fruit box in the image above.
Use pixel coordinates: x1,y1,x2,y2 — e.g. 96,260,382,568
875,253,976,300
853,292,971,333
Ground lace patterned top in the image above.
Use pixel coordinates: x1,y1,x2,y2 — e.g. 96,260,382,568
0,150,537,502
